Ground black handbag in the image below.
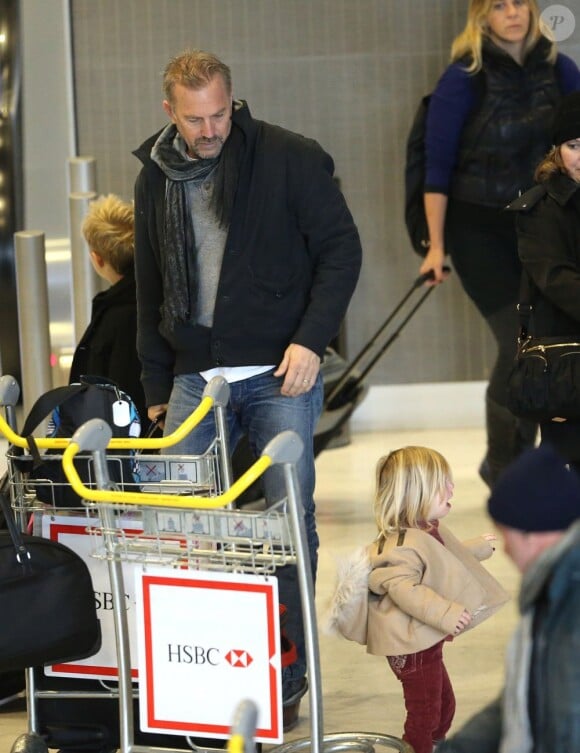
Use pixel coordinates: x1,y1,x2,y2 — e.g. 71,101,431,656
507,274,580,422
0,475,101,672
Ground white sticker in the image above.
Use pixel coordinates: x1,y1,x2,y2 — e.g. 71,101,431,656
112,399,131,427
541,5,576,41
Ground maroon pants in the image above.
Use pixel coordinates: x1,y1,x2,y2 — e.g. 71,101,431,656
387,641,455,753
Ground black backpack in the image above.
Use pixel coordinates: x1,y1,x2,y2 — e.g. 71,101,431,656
404,73,484,257
12,378,141,508
404,94,433,257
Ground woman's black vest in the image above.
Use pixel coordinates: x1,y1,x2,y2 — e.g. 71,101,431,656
451,37,562,209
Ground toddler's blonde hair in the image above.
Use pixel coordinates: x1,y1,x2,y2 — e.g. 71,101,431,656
374,446,452,536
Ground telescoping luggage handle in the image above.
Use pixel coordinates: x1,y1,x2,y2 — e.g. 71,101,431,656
325,267,451,410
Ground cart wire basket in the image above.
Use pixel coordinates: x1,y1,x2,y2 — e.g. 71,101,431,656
1,374,234,519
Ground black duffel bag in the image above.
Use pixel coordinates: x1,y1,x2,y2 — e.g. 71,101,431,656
0,476,101,671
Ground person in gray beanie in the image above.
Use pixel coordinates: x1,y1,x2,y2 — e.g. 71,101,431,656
436,443,580,753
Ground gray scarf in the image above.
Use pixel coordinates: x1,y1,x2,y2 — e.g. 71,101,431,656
151,121,243,333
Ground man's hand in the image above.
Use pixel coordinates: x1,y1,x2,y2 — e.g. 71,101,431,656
148,403,168,429
274,343,321,396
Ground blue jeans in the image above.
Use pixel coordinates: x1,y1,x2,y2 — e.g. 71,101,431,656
163,369,324,693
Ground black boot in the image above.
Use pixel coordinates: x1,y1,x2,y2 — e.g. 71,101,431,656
479,397,537,489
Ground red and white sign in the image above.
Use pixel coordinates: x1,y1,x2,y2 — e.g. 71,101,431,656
41,513,142,680
135,567,282,742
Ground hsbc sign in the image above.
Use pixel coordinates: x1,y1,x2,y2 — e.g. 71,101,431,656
135,568,283,742
165,645,254,667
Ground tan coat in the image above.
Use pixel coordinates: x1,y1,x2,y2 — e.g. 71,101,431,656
338,524,510,656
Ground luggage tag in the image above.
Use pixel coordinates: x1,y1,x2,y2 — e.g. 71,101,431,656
113,399,131,427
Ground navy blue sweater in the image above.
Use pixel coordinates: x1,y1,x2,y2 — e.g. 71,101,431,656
425,47,580,194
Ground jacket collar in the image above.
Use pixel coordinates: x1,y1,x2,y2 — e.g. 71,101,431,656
506,172,580,212
545,170,580,206
482,34,552,71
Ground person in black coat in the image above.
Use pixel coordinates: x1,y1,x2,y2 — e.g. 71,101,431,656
69,194,147,425
508,93,580,470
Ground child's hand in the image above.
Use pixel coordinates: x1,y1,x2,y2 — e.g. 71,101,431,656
482,533,497,551
454,609,472,635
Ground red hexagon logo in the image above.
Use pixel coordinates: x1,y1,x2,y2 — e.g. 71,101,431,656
225,649,254,667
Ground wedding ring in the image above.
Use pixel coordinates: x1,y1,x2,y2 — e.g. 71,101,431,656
302,379,310,384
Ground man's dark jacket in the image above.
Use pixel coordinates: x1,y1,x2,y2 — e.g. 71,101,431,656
133,101,362,407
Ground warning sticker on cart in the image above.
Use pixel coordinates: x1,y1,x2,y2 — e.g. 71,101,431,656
135,567,282,742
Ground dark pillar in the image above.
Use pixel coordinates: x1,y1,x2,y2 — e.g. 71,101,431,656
0,0,23,384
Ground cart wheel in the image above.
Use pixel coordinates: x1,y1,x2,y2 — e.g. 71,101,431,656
270,732,412,753
9,732,49,753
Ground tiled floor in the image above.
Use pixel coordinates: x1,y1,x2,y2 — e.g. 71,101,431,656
0,427,521,751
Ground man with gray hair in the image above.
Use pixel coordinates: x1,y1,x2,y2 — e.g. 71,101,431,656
133,49,362,730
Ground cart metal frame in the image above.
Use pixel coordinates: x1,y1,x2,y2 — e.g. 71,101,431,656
62,418,320,753
62,419,412,753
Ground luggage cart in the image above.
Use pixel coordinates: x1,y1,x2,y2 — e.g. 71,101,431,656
0,374,235,753
60,418,412,753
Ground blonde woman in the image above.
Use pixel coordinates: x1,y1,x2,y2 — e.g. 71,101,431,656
330,447,508,753
418,0,580,488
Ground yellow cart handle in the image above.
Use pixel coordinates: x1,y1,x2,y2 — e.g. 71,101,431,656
61,418,303,510
0,375,229,452
62,435,272,509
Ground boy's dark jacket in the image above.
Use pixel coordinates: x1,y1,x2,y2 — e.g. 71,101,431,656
69,268,147,423
133,100,362,407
